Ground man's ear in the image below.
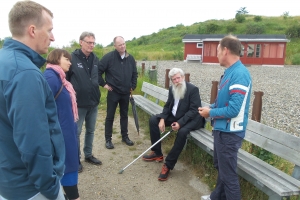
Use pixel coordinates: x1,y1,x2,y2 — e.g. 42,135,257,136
28,25,35,38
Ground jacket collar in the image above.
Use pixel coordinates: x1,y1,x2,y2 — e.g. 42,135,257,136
224,60,242,75
3,38,46,68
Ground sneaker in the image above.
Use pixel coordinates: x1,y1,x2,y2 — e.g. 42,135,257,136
142,151,163,162
78,162,83,173
158,164,170,181
122,137,134,146
201,195,211,200
85,155,102,165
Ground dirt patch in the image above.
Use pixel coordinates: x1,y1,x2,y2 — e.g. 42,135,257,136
77,109,210,199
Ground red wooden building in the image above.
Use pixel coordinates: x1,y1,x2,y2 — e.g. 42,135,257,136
182,34,289,65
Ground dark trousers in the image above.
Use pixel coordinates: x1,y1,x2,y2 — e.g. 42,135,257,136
210,130,243,200
149,115,198,170
105,90,130,141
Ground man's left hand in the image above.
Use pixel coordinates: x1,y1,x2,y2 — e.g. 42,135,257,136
171,122,180,131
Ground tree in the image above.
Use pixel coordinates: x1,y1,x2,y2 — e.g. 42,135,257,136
282,11,290,20
235,7,248,23
236,7,249,15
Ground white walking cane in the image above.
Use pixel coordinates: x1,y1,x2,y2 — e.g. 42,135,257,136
118,129,173,174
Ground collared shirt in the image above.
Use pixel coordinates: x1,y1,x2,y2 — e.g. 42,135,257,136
172,99,180,116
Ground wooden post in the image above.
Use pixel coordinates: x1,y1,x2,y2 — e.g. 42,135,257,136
251,91,264,122
210,81,219,104
152,65,156,69
185,73,190,82
141,63,145,77
165,69,170,89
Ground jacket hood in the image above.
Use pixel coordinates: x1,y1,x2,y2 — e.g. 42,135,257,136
3,38,46,68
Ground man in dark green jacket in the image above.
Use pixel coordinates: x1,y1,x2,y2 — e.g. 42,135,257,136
99,36,138,149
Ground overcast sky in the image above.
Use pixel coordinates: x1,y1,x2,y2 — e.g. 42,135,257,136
0,0,298,47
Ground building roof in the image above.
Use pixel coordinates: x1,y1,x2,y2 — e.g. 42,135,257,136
182,34,289,43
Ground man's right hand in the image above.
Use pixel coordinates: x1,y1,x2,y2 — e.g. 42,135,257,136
158,119,165,133
104,84,113,91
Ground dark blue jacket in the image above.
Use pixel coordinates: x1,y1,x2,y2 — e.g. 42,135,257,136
0,39,65,200
44,68,79,174
99,50,138,94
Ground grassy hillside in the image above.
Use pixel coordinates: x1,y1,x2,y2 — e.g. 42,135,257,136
120,15,300,64
1,15,300,64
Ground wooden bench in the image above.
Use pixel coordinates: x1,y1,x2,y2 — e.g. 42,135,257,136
186,54,202,62
134,81,300,200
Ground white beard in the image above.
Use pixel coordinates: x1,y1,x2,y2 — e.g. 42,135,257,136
172,81,187,100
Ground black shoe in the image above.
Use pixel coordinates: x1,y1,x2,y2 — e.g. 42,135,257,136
158,164,170,181
85,156,102,165
105,140,114,149
122,137,134,146
142,151,163,162
78,162,83,173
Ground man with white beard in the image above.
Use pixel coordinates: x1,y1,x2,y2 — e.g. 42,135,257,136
143,68,206,181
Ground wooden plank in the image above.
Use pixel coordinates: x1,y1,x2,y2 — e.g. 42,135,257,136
247,120,300,152
133,95,162,116
245,129,300,166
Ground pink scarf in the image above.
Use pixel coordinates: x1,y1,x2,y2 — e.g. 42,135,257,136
46,64,79,122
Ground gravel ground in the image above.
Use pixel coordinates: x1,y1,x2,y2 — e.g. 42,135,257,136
137,61,300,136
78,61,299,199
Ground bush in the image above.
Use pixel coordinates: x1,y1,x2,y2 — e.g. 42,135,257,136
206,23,220,33
245,22,265,34
291,53,300,65
172,50,183,60
254,16,262,22
235,14,246,23
169,37,182,44
285,25,300,38
197,25,206,34
226,23,237,33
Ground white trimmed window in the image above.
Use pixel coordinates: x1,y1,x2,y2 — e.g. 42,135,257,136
196,42,203,48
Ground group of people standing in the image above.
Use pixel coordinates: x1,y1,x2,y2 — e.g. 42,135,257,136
0,1,252,200
0,1,137,200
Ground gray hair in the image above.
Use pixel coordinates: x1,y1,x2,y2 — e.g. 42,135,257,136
79,32,95,41
169,68,185,79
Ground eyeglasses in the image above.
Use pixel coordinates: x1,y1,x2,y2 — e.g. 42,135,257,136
83,40,95,45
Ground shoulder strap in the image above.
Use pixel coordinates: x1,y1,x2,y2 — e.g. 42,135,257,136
54,84,64,100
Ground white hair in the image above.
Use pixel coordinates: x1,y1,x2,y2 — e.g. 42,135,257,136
168,68,184,79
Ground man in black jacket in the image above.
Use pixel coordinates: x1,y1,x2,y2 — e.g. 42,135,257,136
67,32,102,172
99,36,138,149
143,68,205,181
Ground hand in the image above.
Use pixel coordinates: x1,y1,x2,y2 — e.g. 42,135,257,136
104,84,113,91
158,119,165,133
171,122,180,131
198,107,210,118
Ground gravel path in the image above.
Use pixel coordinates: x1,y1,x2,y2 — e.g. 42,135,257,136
78,107,210,199
137,61,300,136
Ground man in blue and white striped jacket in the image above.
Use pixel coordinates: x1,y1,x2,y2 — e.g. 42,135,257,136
199,35,252,200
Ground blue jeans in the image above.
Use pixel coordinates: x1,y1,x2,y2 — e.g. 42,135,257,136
210,130,243,200
77,106,98,158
